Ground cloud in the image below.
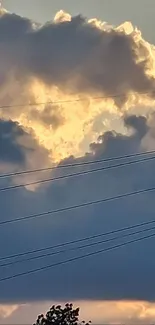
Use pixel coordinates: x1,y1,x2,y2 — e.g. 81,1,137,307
0,118,51,189
0,7,155,163
30,104,65,130
54,10,71,23
5,10,154,97
0,304,18,320
0,113,155,303
0,119,26,164
1,5,155,312
3,300,155,325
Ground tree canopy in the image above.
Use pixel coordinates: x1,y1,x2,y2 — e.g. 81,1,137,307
33,303,91,325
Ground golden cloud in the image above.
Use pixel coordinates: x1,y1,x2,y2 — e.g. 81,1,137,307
0,7,155,172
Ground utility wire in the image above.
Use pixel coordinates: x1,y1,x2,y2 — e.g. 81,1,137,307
0,231,154,283
0,91,152,110
0,185,155,226
0,95,119,109
0,155,155,192
2,214,155,262
1,224,155,268
1,149,155,179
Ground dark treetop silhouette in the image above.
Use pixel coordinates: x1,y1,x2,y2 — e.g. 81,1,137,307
33,303,91,325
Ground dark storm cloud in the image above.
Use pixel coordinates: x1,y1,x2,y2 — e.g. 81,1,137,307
0,10,154,103
0,114,155,303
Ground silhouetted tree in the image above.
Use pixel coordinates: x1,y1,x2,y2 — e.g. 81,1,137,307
33,303,91,325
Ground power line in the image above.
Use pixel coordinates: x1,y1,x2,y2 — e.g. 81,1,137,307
1,216,155,263
2,217,155,262
0,91,152,110
0,96,117,109
0,231,154,283
1,149,155,179
2,215,155,262
1,155,155,192
0,185,155,226
1,224,155,268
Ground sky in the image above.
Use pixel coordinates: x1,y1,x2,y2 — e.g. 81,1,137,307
0,0,155,324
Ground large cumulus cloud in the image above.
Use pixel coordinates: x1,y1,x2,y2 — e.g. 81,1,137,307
0,7,155,163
